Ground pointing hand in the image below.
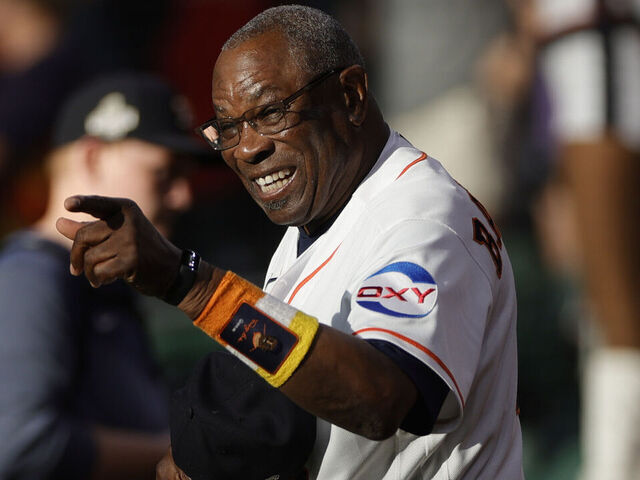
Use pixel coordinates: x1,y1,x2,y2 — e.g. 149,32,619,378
56,195,182,297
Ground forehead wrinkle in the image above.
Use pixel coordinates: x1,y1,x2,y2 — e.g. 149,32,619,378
214,81,285,118
212,40,296,117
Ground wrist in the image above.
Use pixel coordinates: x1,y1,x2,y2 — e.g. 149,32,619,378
178,263,225,320
163,250,201,305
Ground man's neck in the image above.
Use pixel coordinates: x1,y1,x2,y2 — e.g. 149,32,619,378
302,122,390,236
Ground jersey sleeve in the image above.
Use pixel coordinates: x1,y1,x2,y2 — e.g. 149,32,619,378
366,338,449,435
0,254,96,479
347,218,495,432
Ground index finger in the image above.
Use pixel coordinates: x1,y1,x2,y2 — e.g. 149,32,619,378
64,195,132,220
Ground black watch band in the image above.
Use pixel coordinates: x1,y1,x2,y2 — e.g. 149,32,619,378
163,249,201,305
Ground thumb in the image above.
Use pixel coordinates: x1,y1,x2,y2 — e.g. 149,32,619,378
55,217,86,241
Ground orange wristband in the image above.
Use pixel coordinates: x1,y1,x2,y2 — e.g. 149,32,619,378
194,271,319,387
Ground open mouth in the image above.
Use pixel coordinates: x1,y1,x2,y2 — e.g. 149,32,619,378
255,168,293,194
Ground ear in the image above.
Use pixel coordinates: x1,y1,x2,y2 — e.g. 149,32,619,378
339,65,368,127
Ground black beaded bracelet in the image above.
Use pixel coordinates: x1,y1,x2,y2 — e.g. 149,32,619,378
163,249,200,305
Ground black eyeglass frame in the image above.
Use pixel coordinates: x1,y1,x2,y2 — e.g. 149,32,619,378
196,67,344,151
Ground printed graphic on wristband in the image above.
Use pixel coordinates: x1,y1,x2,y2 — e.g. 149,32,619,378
220,302,298,374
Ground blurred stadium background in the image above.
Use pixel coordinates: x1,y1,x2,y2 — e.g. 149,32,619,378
3,1,614,478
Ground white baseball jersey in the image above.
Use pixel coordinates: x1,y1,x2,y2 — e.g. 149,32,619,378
263,130,523,479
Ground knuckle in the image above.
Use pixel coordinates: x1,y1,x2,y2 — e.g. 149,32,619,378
84,267,98,287
73,225,90,244
120,198,138,213
69,246,85,267
83,245,100,265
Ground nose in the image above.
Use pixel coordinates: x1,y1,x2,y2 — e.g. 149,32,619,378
233,120,275,164
165,175,193,213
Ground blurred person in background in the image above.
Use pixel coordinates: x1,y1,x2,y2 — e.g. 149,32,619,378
476,3,581,478
0,72,207,479
480,0,640,478
0,0,171,233
0,0,76,231
533,1,640,478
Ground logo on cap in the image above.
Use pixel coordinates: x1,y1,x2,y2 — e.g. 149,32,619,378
356,261,438,318
84,92,140,140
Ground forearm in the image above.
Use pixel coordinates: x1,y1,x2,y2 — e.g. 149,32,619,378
281,324,417,439
55,197,418,438
179,264,417,439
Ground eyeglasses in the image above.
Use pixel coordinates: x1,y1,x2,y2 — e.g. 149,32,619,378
197,67,343,151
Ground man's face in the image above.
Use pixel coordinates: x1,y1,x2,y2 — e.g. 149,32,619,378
211,31,355,230
94,139,193,236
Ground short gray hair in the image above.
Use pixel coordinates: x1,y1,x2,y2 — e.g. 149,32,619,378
222,5,365,76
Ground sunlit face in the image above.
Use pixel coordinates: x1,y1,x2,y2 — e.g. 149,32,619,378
94,138,193,235
211,31,358,231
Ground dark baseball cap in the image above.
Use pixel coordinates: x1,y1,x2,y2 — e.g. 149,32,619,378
170,351,316,480
53,72,212,157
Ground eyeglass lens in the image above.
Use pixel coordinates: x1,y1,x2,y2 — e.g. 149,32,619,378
200,67,341,150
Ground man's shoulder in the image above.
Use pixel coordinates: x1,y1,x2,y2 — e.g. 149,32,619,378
358,148,477,234
0,230,74,304
0,230,68,267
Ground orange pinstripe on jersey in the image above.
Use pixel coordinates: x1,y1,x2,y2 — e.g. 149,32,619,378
287,245,341,304
353,327,465,407
395,152,427,180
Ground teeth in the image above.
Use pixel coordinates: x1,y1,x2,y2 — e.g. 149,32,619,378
256,169,292,193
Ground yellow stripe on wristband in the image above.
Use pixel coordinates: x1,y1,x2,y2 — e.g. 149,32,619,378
194,271,319,387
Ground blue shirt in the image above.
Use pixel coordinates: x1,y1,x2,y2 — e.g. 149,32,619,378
0,231,168,479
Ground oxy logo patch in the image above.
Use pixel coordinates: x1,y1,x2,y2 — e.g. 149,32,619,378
356,262,437,318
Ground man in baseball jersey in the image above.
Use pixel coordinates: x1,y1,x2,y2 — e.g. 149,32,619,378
57,6,524,479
